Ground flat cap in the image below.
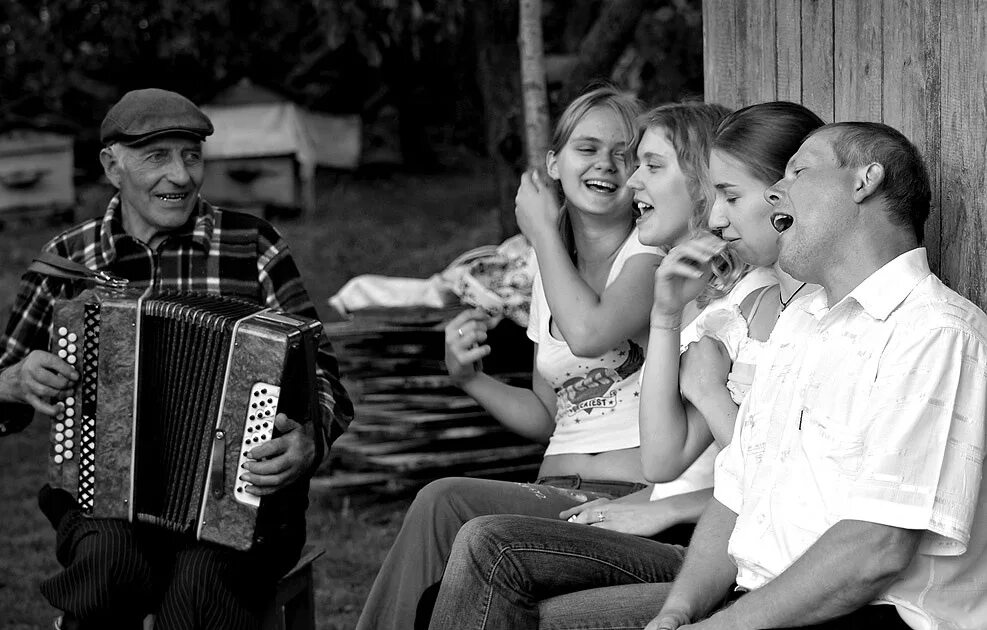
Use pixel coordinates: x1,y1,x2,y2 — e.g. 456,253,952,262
100,88,213,146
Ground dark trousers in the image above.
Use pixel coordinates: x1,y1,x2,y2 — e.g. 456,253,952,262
721,588,912,630
772,604,911,629
40,509,304,630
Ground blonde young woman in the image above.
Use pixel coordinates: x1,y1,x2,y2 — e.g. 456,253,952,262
356,92,732,630
425,102,825,630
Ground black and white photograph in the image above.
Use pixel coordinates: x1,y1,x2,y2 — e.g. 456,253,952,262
1,1,985,628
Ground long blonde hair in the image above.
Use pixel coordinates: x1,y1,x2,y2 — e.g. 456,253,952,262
636,101,746,304
549,85,643,259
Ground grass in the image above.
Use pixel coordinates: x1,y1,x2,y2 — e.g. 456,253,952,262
0,152,502,629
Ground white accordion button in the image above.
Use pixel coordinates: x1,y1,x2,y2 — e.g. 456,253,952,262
67,343,77,353
67,355,77,365
65,429,74,438
54,432,64,442
54,443,64,453
55,422,64,432
65,408,75,418
64,439,74,449
58,338,68,348
57,327,68,336
67,333,77,342
65,397,75,406
57,349,67,358
64,450,73,459
64,418,74,428
235,382,281,508
54,454,64,464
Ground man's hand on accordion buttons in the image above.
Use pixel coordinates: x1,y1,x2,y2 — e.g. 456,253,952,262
239,413,315,495
1,350,78,416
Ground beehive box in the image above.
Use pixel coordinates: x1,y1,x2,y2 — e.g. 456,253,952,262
0,129,75,215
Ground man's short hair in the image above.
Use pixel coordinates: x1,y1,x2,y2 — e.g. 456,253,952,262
809,122,931,242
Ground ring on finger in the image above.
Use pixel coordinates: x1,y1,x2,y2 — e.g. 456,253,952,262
596,510,606,523
457,328,464,337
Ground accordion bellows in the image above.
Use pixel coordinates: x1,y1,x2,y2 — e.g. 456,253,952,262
48,290,320,551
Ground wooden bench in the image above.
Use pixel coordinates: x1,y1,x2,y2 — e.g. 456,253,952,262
261,545,326,630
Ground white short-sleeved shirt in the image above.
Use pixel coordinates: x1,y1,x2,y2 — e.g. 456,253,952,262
527,227,659,455
649,266,777,501
714,248,987,629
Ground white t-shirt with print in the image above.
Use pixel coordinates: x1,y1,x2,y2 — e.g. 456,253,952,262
527,227,659,456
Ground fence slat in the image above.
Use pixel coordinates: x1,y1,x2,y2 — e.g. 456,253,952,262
736,0,778,104
834,1,883,121
940,0,987,307
800,0,834,122
775,0,802,103
883,0,941,274
704,0,741,108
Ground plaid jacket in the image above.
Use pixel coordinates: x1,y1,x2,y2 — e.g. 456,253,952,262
0,195,353,452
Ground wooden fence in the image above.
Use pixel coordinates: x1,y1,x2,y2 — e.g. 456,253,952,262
702,0,986,310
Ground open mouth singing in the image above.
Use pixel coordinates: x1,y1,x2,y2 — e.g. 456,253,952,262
771,213,794,233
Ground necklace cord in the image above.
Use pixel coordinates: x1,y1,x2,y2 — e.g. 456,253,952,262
780,282,809,311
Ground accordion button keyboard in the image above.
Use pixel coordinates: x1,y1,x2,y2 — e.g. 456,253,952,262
235,382,282,507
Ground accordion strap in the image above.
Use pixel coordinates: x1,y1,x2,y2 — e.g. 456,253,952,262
28,252,129,289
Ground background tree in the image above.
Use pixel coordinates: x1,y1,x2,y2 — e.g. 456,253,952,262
519,0,550,177
0,0,703,235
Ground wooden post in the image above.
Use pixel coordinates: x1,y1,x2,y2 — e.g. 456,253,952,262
472,0,523,239
518,0,550,175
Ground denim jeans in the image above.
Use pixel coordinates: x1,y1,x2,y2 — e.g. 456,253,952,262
355,476,648,630
428,514,687,630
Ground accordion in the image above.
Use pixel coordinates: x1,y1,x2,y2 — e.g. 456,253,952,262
47,290,321,551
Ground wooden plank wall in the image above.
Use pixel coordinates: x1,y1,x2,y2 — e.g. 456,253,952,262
702,0,986,309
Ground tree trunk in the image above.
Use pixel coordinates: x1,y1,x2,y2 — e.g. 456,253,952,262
560,0,653,103
472,0,524,239
518,0,551,176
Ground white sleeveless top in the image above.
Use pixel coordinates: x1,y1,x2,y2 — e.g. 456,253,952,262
527,227,659,455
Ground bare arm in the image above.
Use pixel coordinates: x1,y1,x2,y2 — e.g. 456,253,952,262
639,237,727,481
639,325,714,481
561,487,713,538
646,498,740,630
680,520,922,630
446,310,556,442
515,171,658,356
679,337,738,448
459,364,556,442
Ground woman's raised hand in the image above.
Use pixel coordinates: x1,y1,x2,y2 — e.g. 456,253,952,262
514,169,561,244
444,309,492,385
652,234,727,324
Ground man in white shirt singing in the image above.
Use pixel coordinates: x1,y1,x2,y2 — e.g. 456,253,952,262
648,122,987,630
